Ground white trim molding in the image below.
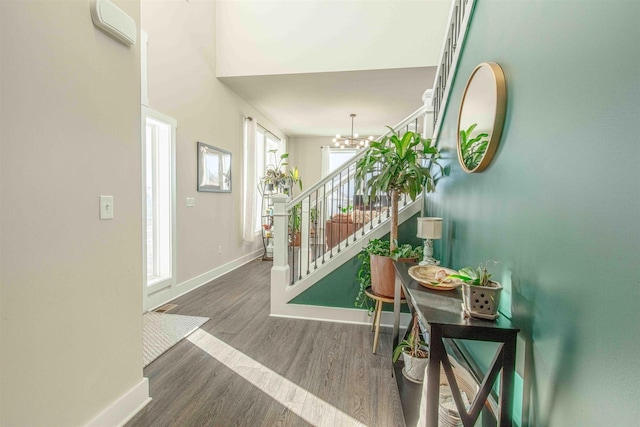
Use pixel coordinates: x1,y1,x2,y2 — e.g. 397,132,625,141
84,378,150,427
271,304,412,329
149,249,263,311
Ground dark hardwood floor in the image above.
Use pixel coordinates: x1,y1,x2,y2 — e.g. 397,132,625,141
128,259,404,427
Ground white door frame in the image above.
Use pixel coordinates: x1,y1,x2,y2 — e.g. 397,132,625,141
142,107,177,312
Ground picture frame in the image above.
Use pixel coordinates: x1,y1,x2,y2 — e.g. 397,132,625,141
197,142,231,193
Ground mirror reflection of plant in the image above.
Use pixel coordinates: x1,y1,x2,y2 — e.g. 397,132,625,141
355,239,423,310
459,123,489,170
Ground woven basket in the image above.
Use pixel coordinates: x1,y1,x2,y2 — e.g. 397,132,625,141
416,357,479,427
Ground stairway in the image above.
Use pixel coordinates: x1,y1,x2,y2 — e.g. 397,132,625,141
270,0,477,324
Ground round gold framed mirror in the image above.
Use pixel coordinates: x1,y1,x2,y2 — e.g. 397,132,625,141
457,62,506,173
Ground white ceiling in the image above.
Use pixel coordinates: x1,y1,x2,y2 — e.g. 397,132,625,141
219,66,436,138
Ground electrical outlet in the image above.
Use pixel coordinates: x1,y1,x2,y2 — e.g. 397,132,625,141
186,197,195,207
218,245,222,254
99,195,114,219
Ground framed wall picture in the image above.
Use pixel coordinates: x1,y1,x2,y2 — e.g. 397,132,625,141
197,142,231,192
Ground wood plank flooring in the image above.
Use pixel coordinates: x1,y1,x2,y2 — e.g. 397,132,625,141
127,259,404,427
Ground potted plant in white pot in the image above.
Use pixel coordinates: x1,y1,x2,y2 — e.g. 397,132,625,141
449,261,502,320
393,314,429,383
355,128,442,298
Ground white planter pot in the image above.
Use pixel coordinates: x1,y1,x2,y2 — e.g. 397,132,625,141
461,281,502,320
402,349,429,383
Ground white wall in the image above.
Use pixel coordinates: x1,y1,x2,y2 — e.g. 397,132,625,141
0,0,144,425
288,136,327,187
142,0,287,285
216,0,451,77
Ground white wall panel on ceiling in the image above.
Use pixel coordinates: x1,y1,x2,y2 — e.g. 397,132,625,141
216,0,451,77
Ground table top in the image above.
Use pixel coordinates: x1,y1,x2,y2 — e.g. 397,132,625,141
394,262,519,333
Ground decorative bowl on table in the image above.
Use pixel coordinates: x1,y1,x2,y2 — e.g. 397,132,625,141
407,265,462,291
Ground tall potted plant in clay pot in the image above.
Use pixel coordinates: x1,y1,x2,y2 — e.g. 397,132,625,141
355,128,441,298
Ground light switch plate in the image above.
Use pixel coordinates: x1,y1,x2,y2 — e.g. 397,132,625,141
100,195,114,219
186,197,195,207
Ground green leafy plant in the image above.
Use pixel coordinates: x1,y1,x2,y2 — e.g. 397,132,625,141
355,128,442,252
355,239,423,309
393,314,428,362
289,203,302,233
289,205,318,234
459,123,489,171
393,242,423,261
340,205,354,213
448,260,499,287
261,151,303,191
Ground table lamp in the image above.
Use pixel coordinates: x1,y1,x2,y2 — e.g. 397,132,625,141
416,217,443,266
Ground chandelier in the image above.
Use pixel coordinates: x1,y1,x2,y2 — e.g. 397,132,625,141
333,114,374,149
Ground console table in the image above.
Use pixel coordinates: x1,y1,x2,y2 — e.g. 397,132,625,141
392,262,520,427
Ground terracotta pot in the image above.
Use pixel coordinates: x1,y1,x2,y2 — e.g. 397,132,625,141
370,255,415,298
292,231,301,247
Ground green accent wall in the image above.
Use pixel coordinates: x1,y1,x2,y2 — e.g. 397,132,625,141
427,1,639,426
290,212,421,310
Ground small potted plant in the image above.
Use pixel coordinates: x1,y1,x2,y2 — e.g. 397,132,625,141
448,261,502,320
393,314,429,383
261,151,302,194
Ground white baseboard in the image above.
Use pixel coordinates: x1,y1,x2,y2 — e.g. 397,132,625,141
271,303,412,329
85,377,150,427
149,249,263,311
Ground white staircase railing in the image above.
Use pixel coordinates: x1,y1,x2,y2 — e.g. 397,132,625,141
431,0,477,140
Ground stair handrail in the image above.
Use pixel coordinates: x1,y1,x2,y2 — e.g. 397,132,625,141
430,0,477,141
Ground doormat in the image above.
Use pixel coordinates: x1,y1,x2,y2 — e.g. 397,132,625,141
143,312,209,367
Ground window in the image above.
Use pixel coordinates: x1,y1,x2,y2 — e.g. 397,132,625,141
323,147,358,176
255,126,283,233
242,119,286,242
145,115,174,286
321,147,358,217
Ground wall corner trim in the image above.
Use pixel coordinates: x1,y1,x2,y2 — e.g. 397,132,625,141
84,377,150,427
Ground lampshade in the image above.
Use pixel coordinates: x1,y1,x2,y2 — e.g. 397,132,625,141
417,217,443,239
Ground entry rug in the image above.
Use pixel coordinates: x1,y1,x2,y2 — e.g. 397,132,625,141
143,312,209,367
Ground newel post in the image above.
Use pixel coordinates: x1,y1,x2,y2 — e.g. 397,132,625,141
270,193,290,314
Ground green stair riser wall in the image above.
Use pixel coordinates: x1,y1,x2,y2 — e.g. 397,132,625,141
290,212,424,311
